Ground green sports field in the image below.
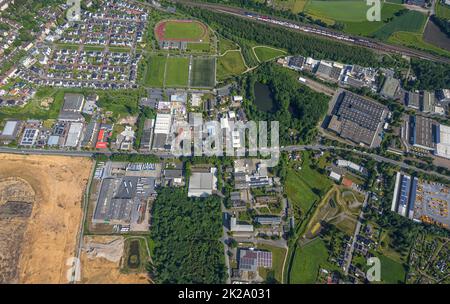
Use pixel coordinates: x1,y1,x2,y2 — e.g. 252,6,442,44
143,55,166,87
165,57,189,87
162,20,207,41
190,57,216,88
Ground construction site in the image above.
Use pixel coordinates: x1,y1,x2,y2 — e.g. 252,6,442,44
0,154,93,283
80,235,150,284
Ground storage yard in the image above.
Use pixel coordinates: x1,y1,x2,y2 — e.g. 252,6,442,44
0,154,93,283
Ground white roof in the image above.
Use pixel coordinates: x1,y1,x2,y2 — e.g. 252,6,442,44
436,124,450,159
1,121,18,136
233,96,243,102
154,114,172,134
65,122,83,147
220,117,230,129
329,171,342,181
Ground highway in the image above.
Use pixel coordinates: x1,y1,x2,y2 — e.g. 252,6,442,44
171,0,450,64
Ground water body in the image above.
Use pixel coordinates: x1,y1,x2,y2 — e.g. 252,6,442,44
253,82,276,113
423,20,450,52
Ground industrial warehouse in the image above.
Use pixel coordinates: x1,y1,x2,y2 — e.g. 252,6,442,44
327,90,389,148
391,172,450,229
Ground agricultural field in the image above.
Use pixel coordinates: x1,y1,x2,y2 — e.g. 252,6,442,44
165,56,190,87
217,50,247,80
289,238,329,283
372,10,427,40
273,0,307,13
190,57,216,88
436,2,450,20
389,31,450,57
142,55,167,87
304,0,370,22
253,46,286,62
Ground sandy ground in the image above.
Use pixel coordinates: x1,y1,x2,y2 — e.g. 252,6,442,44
0,154,93,283
80,235,150,284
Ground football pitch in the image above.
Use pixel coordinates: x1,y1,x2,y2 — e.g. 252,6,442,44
190,57,216,88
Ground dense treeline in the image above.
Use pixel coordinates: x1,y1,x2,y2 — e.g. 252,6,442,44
149,188,226,283
178,4,379,67
430,15,450,38
408,58,450,90
243,63,329,145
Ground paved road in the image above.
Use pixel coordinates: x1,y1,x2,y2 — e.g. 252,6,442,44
343,192,369,275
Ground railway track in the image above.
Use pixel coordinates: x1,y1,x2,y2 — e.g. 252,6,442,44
172,0,450,64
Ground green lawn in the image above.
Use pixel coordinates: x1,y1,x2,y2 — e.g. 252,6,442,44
218,37,238,55
162,20,206,41
257,244,287,283
187,42,211,53
290,238,329,283
190,57,216,88
436,2,450,20
253,46,286,62
373,10,427,40
0,87,64,122
216,50,246,80
165,56,189,87
378,255,406,284
143,55,166,87
273,0,308,13
285,152,332,214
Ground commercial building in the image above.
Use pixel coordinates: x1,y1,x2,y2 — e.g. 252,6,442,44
436,124,450,159
230,216,254,233
64,122,83,147
0,120,21,143
20,128,39,146
391,172,450,229
187,168,217,197
327,90,388,148
58,93,85,122
238,248,272,272
409,115,438,151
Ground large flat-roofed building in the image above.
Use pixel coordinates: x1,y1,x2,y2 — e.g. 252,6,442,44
327,90,388,148
409,115,438,151
380,76,400,99
391,172,450,229
20,128,39,146
0,120,21,143
436,124,450,159
187,168,217,197
59,93,85,122
238,248,272,272
64,122,83,147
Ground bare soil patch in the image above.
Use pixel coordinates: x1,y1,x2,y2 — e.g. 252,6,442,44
0,154,93,283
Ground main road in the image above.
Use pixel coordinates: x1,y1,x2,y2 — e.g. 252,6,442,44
1,144,449,181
